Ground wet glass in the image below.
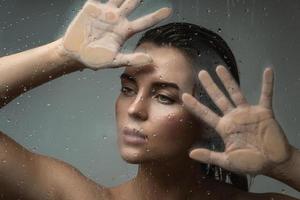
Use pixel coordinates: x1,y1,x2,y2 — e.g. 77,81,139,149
0,0,299,199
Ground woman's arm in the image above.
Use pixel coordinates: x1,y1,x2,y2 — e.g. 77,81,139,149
0,0,172,199
263,145,300,191
0,38,82,108
0,0,171,109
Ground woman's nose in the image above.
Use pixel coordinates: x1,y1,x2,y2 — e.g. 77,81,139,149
128,95,148,121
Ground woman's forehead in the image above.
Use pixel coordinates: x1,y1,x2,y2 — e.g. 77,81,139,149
123,44,195,92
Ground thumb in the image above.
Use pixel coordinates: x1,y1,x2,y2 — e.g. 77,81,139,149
189,148,228,167
112,53,152,68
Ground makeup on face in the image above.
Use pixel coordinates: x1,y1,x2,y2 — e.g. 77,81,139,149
119,71,182,105
115,43,201,162
122,126,148,145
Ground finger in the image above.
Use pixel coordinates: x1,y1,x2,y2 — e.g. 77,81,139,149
182,93,220,129
111,52,153,68
119,0,140,16
216,65,248,107
129,8,172,33
198,70,235,114
189,148,228,167
107,0,125,7
259,68,274,109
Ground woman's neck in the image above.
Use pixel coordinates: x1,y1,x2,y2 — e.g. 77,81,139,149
128,156,213,200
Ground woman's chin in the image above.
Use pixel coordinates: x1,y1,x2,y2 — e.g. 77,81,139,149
119,147,149,164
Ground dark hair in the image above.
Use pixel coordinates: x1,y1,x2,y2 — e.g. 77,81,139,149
136,22,248,192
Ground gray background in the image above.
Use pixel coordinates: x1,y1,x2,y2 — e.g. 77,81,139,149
0,0,299,198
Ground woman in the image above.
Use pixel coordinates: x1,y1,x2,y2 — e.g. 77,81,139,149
0,0,299,199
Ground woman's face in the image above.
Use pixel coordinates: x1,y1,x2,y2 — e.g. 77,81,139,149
115,42,203,164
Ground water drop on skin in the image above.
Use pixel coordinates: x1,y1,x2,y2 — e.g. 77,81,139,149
167,113,175,119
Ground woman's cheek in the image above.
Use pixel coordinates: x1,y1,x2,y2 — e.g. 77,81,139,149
153,110,192,137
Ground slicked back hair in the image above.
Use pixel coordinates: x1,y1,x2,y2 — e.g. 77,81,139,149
136,22,249,192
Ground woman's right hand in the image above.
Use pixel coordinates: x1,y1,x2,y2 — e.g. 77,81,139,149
62,0,171,70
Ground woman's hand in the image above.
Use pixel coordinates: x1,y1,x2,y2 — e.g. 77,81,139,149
182,65,292,175
62,0,171,70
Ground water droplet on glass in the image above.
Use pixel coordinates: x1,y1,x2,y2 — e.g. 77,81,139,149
103,135,107,140
31,146,38,152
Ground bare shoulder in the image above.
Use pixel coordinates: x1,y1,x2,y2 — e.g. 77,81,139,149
34,153,112,200
0,130,112,200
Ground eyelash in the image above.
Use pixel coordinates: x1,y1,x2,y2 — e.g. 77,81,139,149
120,87,175,105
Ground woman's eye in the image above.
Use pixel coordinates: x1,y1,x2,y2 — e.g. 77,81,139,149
120,87,135,96
156,94,175,104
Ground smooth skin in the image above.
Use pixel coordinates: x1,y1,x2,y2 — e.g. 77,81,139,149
0,0,299,199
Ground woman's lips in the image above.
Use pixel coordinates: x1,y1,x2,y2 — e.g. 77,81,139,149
122,127,148,144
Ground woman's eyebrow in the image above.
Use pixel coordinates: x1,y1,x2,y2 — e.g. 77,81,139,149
120,73,136,83
152,82,179,91
120,73,180,91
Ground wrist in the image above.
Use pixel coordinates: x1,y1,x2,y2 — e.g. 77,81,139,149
264,145,296,178
52,38,85,72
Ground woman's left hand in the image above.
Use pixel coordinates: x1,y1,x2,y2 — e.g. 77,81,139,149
182,65,292,175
